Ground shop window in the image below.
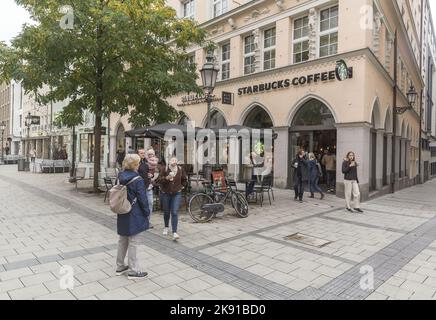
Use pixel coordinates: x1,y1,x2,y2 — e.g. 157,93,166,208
263,27,276,70
293,16,309,63
244,35,256,75
80,133,104,163
221,42,230,80
319,6,338,58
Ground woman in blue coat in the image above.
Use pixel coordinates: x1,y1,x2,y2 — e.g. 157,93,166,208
116,154,150,280
308,152,325,200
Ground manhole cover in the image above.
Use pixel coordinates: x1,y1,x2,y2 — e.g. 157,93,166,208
284,233,332,248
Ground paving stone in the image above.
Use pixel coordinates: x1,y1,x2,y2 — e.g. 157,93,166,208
96,287,136,300
178,278,212,294
0,293,11,300
125,280,161,296
0,279,24,293
8,284,50,300
154,285,191,300
0,267,34,281
20,272,57,287
70,282,108,299
35,290,77,300
151,273,186,287
75,270,109,284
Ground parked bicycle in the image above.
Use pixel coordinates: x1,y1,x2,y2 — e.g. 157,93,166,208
188,179,249,222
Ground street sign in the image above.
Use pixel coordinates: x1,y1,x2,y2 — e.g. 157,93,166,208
222,91,233,105
31,116,40,125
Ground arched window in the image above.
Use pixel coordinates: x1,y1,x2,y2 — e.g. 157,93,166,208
243,105,273,128
292,99,335,128
178,113,190,125
205,110,227,129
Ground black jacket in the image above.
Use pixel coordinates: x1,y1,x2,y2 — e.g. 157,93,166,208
292,156,308,181
138,159,151,189
342,160,359,183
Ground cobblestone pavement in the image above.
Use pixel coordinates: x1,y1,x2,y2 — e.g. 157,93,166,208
1,165,436,300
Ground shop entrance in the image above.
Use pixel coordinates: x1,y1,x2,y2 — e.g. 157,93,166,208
288,99,337,188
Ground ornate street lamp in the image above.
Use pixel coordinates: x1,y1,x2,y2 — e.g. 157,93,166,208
25,112,33,164
200,51,219,129
0,121,6,164
394,84,418,114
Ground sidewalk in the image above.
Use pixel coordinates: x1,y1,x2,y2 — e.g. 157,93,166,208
0,165,436,300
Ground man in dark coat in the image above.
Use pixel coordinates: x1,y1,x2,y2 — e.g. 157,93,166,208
292,150,308,202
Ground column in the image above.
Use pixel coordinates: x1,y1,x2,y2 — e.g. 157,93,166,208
405,139,410,179
230,36,242,78
400,138,406,178
385,133,392,185
394,135,400,182
375,129,384,190
273,127,289,189
275,17,291,68
336,123,371,201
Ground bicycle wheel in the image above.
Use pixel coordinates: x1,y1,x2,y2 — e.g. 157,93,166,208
231,191,249,218
188,193,215,223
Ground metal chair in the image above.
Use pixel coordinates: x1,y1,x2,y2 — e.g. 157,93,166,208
253,175,273,207
103,177,114,202
72,167,86,190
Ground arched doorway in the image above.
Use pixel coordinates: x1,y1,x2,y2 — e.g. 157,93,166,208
289,98,336,188
178,113,190,125
116,124,126,159
205,110,227,129
243,105,274,129
240,105,275,182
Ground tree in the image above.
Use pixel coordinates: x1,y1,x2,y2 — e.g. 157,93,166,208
0,0,206,192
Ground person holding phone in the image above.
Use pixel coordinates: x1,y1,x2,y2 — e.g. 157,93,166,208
342,151,363,213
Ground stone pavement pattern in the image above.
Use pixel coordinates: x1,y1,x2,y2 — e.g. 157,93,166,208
0,165,436,300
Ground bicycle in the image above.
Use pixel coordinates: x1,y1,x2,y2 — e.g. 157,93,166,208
188,179,249,223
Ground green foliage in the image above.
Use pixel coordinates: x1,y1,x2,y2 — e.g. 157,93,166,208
1,0,206,126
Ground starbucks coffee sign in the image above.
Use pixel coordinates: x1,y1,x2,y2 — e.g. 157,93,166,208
238,62,353,96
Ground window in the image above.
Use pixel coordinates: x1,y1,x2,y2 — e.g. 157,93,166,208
183,0,195,19
319,6,339,57
187,53,195,67
263,27,276,70
221,43,230,80
244,35,256,75
293,16,309,63
213,0,228,18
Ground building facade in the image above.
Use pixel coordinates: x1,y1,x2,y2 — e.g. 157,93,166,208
421,0,436,180
163,0,430,200
0,82,12,158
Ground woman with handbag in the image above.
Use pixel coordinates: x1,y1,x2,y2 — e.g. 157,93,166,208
115,154,150,279
308,153,325,200
158,157,187,241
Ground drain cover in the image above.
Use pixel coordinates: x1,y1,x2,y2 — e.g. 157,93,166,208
284,233,332,248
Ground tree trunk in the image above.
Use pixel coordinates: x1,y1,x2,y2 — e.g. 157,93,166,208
94,20,103,193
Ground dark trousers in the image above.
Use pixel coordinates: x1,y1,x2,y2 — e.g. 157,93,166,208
326,171,336,190
294,177,304,200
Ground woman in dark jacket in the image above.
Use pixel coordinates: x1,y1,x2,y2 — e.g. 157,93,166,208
308,153,325,200
342,151,363,213
158,157,187,241
116,154,150,279
292,149,308,202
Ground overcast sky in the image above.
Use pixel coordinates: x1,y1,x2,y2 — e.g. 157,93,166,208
1,0,436,44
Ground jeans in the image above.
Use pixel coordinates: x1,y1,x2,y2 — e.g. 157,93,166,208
146,188,153,223
294,177,304,200
116,233,142,272
309,176,323,195
161,192,182,233
326,170,336,190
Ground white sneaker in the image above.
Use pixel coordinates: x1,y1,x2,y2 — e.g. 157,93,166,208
173,232,180,240
163,228,169,236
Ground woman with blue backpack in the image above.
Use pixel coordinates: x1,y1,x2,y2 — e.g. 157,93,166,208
308,152,325,200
